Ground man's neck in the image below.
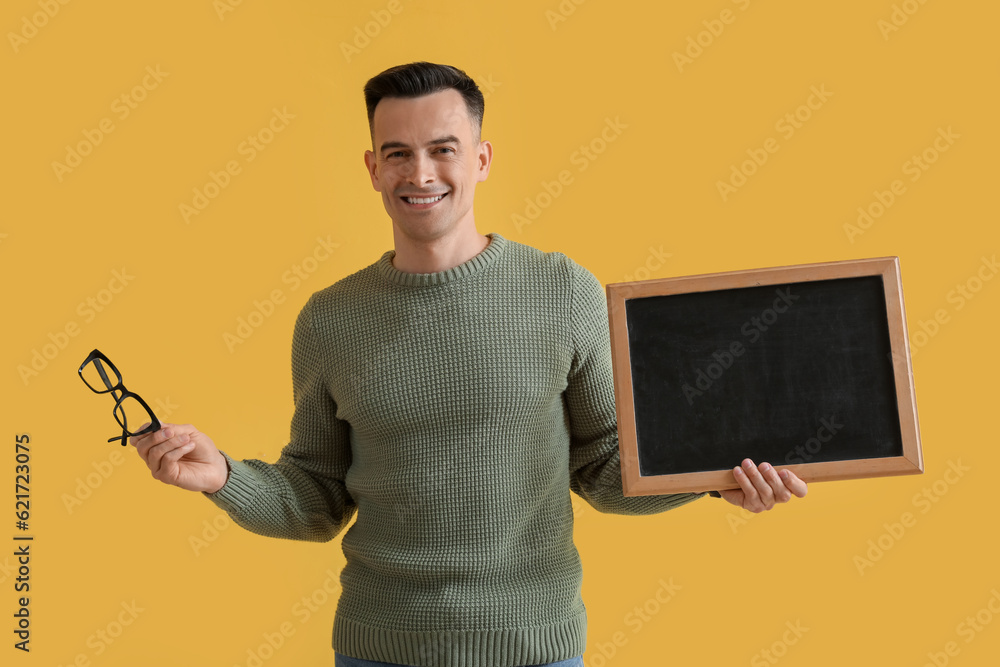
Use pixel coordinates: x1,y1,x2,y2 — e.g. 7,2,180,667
391,226,491,274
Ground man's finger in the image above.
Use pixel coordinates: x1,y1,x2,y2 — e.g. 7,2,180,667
146,431,189,477
160,438,196,472
733,461,762,512
759,462,791,503
132,425,175,463
779,469,809,498
740,458,775,510
129,423,149,448
130,421,159,446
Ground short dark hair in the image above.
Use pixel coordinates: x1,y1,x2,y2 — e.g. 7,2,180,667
363,61,485,144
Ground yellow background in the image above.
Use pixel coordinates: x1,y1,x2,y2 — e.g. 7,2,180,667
3,0,998,665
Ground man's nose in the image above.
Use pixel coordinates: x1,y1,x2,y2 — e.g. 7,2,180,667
405,152,435,185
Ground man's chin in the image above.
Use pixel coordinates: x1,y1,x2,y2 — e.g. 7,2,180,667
391,217,454,243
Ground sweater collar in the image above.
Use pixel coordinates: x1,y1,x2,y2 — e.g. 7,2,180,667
376,233,506,287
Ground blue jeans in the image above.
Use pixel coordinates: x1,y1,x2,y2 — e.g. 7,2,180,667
334,652,584,667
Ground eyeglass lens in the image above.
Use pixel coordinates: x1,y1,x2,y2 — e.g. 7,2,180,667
113,395,154,435
80,357,122,394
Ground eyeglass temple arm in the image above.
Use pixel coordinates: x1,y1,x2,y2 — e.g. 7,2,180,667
107,430,129,445
94,359,131,446
93,359,118,394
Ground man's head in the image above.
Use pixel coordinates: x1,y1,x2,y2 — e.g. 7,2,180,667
362,62,492,246
364,61,485,145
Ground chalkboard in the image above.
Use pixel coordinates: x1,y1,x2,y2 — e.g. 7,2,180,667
607,257,922,495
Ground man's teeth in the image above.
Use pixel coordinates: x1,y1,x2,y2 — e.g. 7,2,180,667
405,194,445,204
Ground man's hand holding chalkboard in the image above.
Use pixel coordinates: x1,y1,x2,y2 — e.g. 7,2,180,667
716,458,807,512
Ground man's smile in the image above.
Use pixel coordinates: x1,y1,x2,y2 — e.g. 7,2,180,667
400,191,449,208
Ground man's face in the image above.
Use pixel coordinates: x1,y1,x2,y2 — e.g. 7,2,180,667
364,88,492,245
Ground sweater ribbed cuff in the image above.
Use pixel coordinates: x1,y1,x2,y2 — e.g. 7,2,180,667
201,451,261,513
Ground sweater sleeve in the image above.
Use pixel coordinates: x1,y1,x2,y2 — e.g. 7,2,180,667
564,258,707,514
201,294,357,542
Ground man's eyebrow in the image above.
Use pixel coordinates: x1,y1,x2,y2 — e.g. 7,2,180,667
379,135,462,154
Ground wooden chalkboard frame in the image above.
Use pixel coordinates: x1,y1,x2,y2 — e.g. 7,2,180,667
607,257,922,495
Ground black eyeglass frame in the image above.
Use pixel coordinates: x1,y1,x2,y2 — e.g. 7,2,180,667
78,348,161,445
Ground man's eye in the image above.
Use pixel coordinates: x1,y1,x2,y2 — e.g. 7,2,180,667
437,147,454,153
388,151,404,158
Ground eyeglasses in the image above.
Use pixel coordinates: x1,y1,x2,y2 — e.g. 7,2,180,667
78,349,160,445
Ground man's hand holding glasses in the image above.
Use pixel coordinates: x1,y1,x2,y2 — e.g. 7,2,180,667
79,349,229,494
129,423,229,494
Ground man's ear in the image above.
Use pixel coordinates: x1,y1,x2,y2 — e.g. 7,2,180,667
364,149,381,191
476,139,493,183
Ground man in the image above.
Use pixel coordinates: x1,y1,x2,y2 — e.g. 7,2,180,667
131,62,807,667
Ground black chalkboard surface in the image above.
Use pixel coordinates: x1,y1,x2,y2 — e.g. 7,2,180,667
607,257,922,495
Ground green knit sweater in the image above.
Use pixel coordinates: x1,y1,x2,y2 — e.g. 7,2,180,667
204,232,706,666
